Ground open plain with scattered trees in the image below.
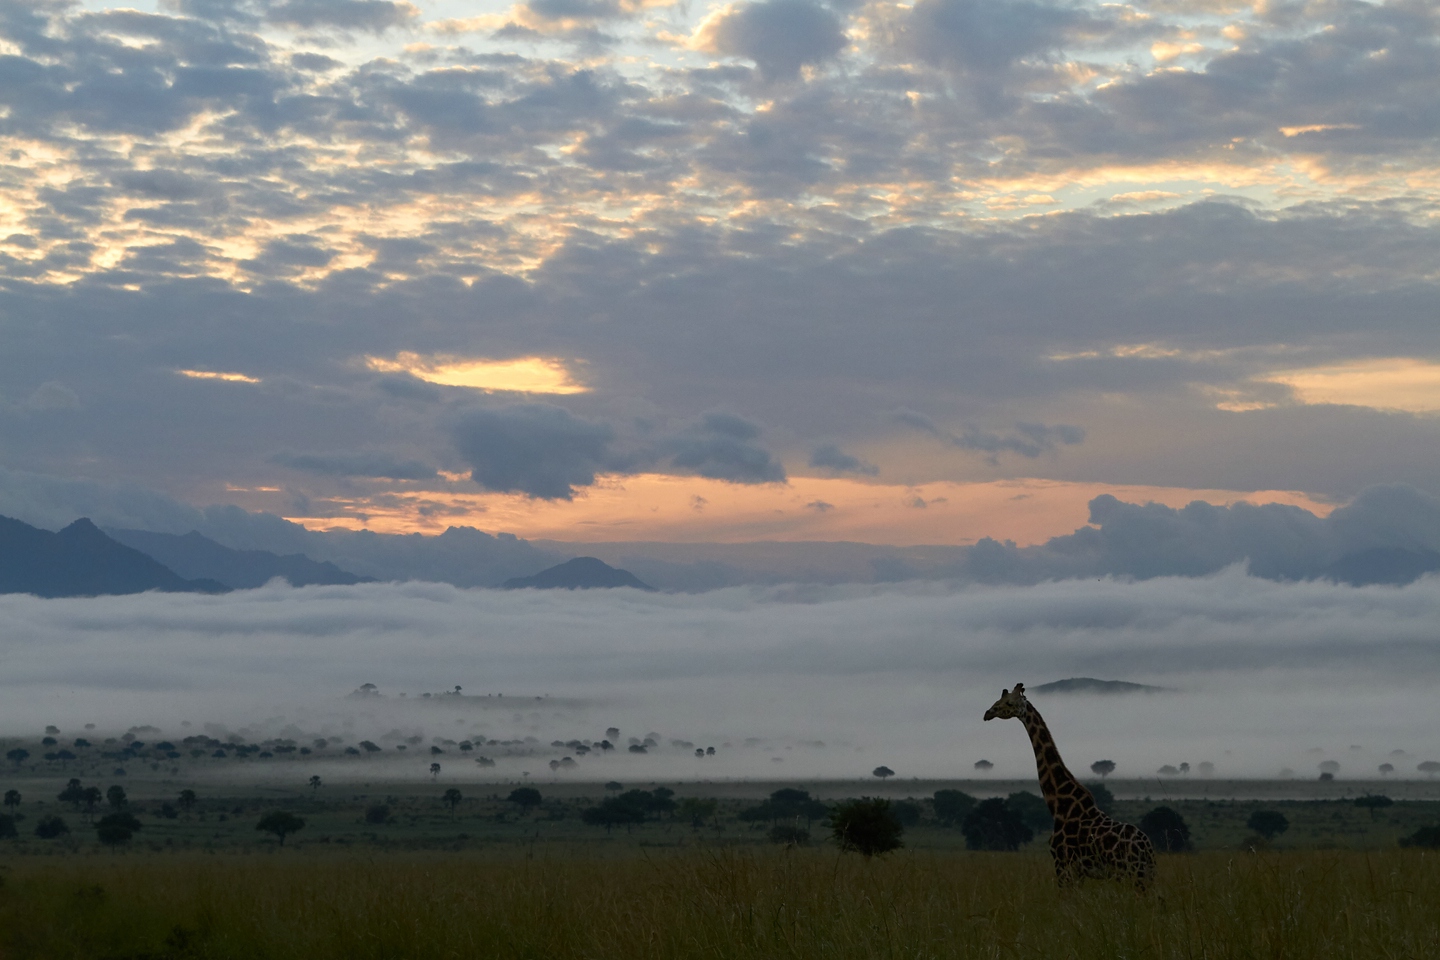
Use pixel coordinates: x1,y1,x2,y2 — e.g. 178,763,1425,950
1,771,1439,957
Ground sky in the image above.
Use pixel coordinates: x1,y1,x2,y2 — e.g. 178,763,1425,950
4,570,1439,781
3,0,1440,544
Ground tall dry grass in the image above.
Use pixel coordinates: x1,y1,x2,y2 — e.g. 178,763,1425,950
1,848,1437,959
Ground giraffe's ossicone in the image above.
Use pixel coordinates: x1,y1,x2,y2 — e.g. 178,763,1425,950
984,683,1156,890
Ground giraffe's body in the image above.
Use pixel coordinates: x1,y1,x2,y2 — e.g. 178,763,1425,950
985,683,1155,889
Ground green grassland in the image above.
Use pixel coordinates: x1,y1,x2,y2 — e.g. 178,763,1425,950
3,847,1439,959
4,779,1440,958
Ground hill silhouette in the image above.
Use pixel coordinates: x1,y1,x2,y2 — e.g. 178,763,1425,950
1033,677,1171,695
107,528,372,589
1322,547,1440,586
0,515,228,597
501,556,655,591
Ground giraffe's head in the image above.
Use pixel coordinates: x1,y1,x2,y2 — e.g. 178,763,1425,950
983,683,1028,721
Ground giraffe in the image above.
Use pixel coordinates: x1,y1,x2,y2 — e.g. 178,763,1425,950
984,683,1155,889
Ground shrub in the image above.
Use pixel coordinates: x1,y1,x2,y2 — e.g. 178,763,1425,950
829,798,904,857
1140,806,1192,852
932,789,976,826
255,811,305,845
34,815,69,839
1400,825,1440,849
962,798,1033,851
507,787,542,812
1006,792,1052,833
891,800,923,826
0,814,16,839
364,804,391,825
1084,782,1114,813
96,812,142,845
767,824,810,846
1247,810,1289,839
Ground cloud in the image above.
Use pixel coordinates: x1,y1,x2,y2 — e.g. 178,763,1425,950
24,382,81,412
897,411,1085,462
698,0,848,82
661,413,786,484
3,573,1440,779
809,443,878,476
450,404,625,500
270,450,438,480
265,0,419,32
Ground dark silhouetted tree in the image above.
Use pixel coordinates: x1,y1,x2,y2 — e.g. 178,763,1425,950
1140,807,1192,852
962,798,1032,851
1379,763,1395,775
6,748,28,768
256,811,305,845
0,815,15,839
677,797,717,828
34,815,69,839
973,759,993,772
178,789,197,818
1418,761,1440,778
443,788,463,816
58,778,85,809
429,762,441,779
96,812,142,845
1246,810,1289,840
360,740,381,755
829,798,904,857
364,803,391,824
932,789,976,826
1084,782,1115,814
1006,791,1052,833
1400,825,1440,848
82,787,102,818
2,789,18,812
106,785,127,810
1090,760,1116,779
308,775,323,792
1355,795,1393,820
871,766,894,780
891,800,923,826
507,787,542,812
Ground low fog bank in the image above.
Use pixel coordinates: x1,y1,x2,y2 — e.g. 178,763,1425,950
2,569,1438,783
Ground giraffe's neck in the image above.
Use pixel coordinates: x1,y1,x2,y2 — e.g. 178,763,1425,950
1020,702,1096,821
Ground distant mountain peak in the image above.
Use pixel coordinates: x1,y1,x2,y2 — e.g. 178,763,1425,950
105,527,372,590
501,556,655,591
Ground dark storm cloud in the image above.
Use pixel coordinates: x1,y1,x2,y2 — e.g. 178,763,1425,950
270,450,437,480
661,413,787,484
450,404,625,500
706,0,849,82
808,443,878,476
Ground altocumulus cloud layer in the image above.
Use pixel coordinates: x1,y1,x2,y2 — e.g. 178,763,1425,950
2,0,1440,526
4,571,1438,780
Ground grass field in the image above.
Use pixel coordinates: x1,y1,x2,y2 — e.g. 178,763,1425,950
2,847,1439,959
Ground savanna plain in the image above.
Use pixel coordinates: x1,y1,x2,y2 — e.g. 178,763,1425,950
3,768,1439,960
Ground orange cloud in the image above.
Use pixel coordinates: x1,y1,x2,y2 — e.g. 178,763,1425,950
1263,357,1440,413
364,353,588,393
282,474,1332,545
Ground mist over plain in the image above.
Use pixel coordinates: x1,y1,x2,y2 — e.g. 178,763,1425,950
4,569,1438,784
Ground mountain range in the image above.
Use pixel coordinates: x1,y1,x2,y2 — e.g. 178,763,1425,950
106,528,373,589
0,515,227,598
501,557,655,591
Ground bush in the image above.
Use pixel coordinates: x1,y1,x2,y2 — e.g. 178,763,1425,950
507,787,542,812
1140,806,1192,852
1006,792,1053,833
96,812,142,845
364,804,391,825
1084,782,1114,813
829,798,904,857
891,800,923,826
0,814,16,839
962,798,1033,851
1247,810,1289,840
738,789,828,824
767,824,810,845
34,815,69,839
932,789,976,826
1400,825,1440,849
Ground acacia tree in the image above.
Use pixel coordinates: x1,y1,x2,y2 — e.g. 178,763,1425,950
3,789,19,812
256,811,306,846
178,789,197,818
507,787,542,813
6,748,28,768
106,785,127,810
443,788,463,817
1355,795,1394,821
1246,810,1289,840
872,766,895,781
1089,760,1116,779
